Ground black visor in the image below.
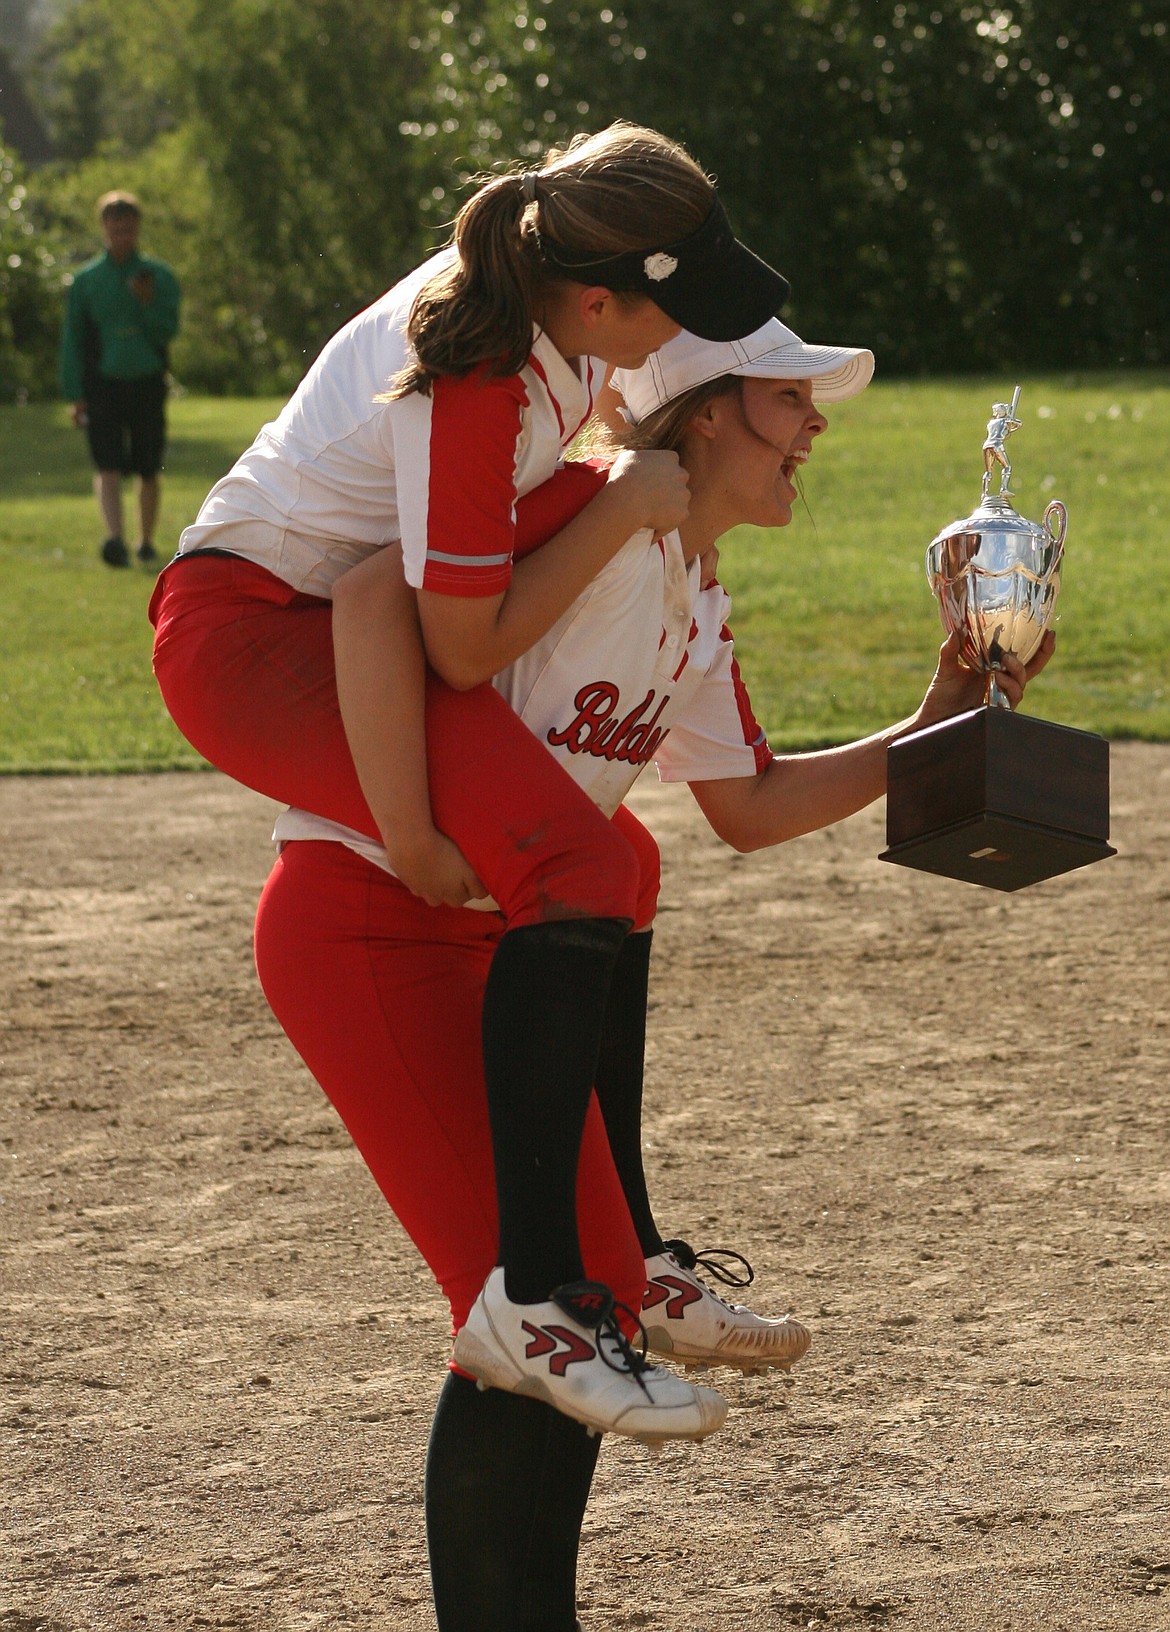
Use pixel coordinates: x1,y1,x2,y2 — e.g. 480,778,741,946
534,198,789,343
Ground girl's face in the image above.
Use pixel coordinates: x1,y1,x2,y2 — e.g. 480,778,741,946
709,376,828,529
591,295,682,369
574,295,678,372
541,285,680,369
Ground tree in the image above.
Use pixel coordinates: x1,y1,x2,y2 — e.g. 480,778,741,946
997,0,1170,367
181,0,442,367
417,0,1170,372
13,0,1169,387
0,135,68,400
29,0,192,161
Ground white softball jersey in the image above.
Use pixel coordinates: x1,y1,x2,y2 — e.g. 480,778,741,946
175,250,605,599
273,484,773,890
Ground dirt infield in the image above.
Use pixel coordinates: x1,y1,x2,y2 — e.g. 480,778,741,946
3,749,1169,1631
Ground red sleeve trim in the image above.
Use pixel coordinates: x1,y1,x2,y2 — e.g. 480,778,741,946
721,624,773,772
421,561,514,598
421,367,528,595
512,460,610,561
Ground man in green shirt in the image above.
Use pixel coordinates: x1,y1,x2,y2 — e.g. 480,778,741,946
59,192,181,568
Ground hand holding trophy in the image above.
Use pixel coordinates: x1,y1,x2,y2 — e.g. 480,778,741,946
880,387,1115,891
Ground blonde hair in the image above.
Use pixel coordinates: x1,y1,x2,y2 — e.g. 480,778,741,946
389,122,713,399
616,376,743,456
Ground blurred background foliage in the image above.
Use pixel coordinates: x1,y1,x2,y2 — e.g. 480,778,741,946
1,0,1167,400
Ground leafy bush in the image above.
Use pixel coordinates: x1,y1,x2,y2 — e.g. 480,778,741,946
0,136,69,402
13,0,1170,388
33,127,310,395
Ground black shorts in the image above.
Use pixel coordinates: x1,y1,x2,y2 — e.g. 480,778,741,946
86,373,168,478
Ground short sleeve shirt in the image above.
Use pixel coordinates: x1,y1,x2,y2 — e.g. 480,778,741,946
176,249,604,600
273,464,773,884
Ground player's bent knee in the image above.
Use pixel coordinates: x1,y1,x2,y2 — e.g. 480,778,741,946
507,817,641,926
612,807,661,931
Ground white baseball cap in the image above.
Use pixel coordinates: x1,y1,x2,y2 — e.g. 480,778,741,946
612,316,875,425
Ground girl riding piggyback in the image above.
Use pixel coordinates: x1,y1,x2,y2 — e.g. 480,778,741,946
150,121,790,1444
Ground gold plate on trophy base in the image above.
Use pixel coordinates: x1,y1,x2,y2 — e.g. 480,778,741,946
880,812,1115,892
879,706,1116,892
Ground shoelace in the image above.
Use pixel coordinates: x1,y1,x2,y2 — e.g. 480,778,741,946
596,1300,654,1396
663,1237,755,1290
554,1282,655,1395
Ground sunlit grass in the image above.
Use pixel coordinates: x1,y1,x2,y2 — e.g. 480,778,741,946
0,394,283,771
715,372,1170,747
1,375,1168,771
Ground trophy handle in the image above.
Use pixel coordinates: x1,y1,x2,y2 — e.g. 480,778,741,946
1043,498,1068,554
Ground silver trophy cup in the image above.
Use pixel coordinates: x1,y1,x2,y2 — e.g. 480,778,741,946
880,386,1114,891
925,386,1067,706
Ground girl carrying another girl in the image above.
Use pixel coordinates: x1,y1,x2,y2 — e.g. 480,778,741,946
256,316,1053,1629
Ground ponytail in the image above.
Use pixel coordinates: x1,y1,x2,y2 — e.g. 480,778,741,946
388,174,541,398
388,122,714,399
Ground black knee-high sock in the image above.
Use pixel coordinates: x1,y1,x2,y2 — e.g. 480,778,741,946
482,916,629,1303
592,928,665,1259
520,1399,598,1632
426,1370,600,1632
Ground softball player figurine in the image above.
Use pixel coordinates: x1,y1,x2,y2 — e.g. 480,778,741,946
982,386,1022,498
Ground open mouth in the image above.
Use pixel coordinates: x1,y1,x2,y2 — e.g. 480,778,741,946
780,448,809,482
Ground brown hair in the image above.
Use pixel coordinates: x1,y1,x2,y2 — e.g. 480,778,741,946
389,122,714,399
97,190,142,223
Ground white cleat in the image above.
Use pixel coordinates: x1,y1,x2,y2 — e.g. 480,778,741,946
453,1268,728,1443
641,1241,812,1374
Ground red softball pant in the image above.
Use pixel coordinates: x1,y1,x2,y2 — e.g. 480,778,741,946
253,840,647,1333
149,555,659,930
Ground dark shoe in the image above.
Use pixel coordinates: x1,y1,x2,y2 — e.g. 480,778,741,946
136,540,159,564
101,536,130,568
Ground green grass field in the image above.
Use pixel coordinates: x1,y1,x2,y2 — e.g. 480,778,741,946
1,395,284,772
2,375,1169,772
716,371,1170,747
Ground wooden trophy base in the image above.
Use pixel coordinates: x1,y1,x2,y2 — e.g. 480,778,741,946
879,707,1116,892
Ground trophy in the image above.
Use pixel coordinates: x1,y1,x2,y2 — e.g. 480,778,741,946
880,386,1116,891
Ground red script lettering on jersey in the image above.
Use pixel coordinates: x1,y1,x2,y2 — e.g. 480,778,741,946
546,683,671,765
